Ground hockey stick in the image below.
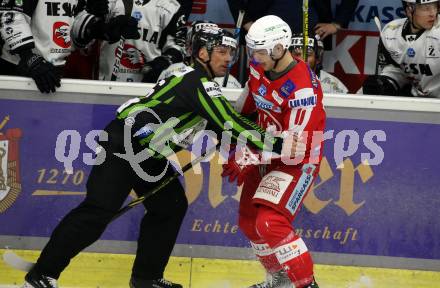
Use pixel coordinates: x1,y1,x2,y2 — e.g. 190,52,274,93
110,0,134,81
111,145,216,221
373,16,382,75
2,146,217,272
302,0,309,61
222,9,245,87
110,36,125,81
3,250,34,272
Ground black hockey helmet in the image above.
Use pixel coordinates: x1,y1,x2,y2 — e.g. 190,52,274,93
186,20,219,56
191,26,238,62
289,33,324,61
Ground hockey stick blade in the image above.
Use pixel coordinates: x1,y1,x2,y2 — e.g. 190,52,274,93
3,250,35,272
374,16,382,33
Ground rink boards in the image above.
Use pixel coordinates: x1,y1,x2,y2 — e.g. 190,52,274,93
0,77,439,286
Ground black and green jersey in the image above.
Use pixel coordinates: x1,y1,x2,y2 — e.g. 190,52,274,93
116,61,283,158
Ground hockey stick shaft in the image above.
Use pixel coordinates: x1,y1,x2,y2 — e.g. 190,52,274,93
302,0,309,61
223,9,245,87
110,36,125,81
110,146,217,221
373,16,382,75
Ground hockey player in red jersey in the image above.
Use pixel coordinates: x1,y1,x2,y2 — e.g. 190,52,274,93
222,15,325,288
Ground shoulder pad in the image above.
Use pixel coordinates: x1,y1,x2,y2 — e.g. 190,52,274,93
162,63,194,80
383,18,405,33
156,0,181,12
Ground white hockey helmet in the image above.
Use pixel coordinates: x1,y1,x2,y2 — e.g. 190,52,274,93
245,15,292,58
402,0,439,3
402,0,439,8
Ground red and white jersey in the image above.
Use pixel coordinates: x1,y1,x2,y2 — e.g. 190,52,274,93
236,58,326,163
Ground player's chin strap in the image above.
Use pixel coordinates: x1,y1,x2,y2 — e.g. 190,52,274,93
197,49,216,79
271,48,288,71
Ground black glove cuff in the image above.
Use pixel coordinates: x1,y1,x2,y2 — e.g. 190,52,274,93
163,48,184,64
17,50,45,74
86,17,106,40
17,49,34,60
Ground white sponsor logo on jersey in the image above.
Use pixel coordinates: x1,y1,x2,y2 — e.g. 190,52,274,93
285,164,316,215
250,66,260,80
272,90,284,105
253,93,281,113
250,242,273,257
289,88,317,109
254,171,293,204
203,81,223,98
274,237,308,264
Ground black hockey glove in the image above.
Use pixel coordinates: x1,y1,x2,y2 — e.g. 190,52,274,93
86,0,109,16
17,50,61,93
174,15,188,48
141,55,173,83
90,15,140,44
362,75,399,96
175,25,188,48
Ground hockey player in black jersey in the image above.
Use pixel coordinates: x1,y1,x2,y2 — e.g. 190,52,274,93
21,26,305,288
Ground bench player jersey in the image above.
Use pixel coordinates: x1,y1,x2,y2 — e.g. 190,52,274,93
98,0,184,82
379,18,440,97
0,0,81,66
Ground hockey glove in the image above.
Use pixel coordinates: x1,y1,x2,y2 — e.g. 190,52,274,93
174,15,188,48
363,75,400,96
89,15,140,44
142,48,184,83
141,55,173,83
86,0,109,16
221,145,260,186
17,50,61,93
